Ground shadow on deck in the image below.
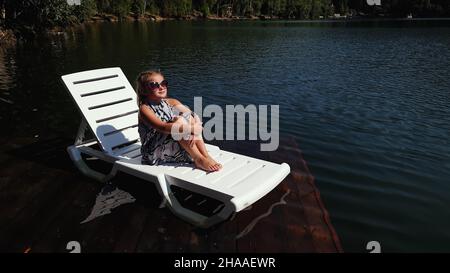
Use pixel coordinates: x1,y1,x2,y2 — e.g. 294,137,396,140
0,135,343,253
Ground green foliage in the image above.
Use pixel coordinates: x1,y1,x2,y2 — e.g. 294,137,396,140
5,0,74,29
146,0,160,14
191,0,208,16
131,0,146,16
73,0,97,21
1,0,449,34
111,0,131,18
95,0,112,13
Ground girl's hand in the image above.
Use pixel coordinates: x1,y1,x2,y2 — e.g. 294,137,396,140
172,116,184,123
187,134,196,147
193,112,201,124
191,122,203,136
170,116,190,140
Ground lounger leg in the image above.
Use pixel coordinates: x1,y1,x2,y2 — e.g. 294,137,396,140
156,174,235,228
67,145,117,183
200,202,235,228
74,118,88,145
159,199,167,209
102,164,119,183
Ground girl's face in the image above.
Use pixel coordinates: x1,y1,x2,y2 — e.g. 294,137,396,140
145,74,167,100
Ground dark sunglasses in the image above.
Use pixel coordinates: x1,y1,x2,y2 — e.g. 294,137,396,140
145,80,168,90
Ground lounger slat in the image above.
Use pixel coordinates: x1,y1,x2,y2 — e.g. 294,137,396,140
121,147,142,159
204,144,220,151
79,88,136,110
205,145,221,158
102,127,141,151
115,140,217,161
69,68,118,80
226,164,283,196
196,155,250,184
62,67,139,154
118,160,177,176
132,155,142,161
71,77,126,95
96,112,139,135
166,152,284,198
212,151,236,166
97,123,138,137
113,141,141,157
167,164,196,176
213,160,265,188
165,147,230,177
182,168,206,180
63,67,122,86
168,151,241,183
89,100,138,123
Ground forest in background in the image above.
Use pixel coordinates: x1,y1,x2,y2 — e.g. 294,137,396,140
1,0,450,37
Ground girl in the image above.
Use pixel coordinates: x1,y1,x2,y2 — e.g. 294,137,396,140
136,70,222,172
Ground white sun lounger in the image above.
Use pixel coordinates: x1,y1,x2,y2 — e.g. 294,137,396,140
62,67,290,228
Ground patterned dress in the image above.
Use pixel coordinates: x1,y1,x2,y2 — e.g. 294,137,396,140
139,99,193,165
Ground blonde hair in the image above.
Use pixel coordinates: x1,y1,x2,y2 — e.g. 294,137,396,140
135,70,164,106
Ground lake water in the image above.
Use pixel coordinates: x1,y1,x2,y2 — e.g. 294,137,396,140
1,19,449,252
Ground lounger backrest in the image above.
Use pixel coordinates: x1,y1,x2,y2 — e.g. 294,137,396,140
62,67,140,155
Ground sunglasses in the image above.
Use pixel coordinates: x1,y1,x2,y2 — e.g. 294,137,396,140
145,80,168,91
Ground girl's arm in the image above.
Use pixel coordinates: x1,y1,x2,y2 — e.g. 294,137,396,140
139,104,200,135
166,98,194,116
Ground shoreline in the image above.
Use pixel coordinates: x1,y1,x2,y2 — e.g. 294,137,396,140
2,14,450,45
77,13,450,23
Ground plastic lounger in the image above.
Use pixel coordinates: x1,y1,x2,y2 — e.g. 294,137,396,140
62,67,290,228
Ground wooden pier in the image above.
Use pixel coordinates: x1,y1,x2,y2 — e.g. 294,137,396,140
0,135,343,253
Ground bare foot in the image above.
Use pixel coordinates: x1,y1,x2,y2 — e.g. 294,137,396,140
207,156,222,171
195,156,222,172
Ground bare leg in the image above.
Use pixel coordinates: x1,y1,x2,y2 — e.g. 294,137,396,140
193,138,222,171
178,139,221,172
188,116,222,171
194,135,209,158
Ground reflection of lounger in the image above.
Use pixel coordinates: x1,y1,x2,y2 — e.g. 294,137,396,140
62,67,290,228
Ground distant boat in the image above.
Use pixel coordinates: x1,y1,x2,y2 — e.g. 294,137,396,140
407,13,413,19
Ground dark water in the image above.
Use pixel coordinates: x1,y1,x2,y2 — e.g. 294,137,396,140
1,19,450,252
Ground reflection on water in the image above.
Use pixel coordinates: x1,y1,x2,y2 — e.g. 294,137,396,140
81,184,291,241
0,48,16,104
1,20,450,251
236,190,290,240
81,185,136,224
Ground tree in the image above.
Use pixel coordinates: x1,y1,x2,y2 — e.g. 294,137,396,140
74,0,97,21
111,0,131,18
2,0,450,35
1,0,5,26
131,0,147,17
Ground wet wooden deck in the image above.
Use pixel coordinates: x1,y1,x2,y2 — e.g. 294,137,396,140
0,135,343,253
